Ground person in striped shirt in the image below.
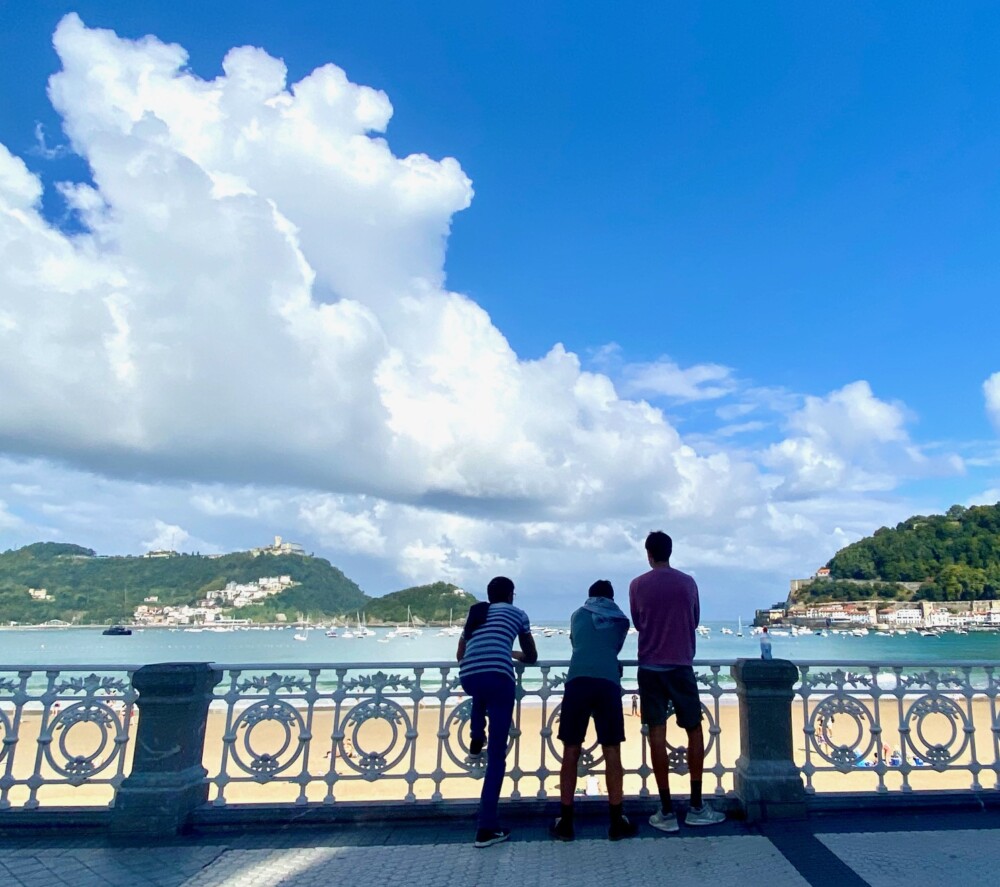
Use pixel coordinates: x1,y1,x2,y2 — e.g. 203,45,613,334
457,576,537,848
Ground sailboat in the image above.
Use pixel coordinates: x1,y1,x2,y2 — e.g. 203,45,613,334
394,606,423,638
354,612,376,638
736,617,744,638
103,588,132,636
438,608,463,637
293,620,310,641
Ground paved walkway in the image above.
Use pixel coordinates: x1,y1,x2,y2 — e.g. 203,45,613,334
1,807,998,887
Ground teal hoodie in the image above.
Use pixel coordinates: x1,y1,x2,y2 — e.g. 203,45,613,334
566,597,630,684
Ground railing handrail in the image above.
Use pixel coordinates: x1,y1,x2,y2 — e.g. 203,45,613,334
0,663,142,671
207,657,1000,670
3,658,998,671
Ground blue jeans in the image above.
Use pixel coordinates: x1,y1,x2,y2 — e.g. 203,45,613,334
461,671,515,830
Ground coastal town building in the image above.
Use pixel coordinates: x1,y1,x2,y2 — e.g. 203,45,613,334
205,576,294,608
760,597,1000,630
130,575,297,625
754,567,1000,629
251,536,305,557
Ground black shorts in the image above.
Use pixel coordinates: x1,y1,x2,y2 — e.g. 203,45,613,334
557,677,626,746
637,666,703,730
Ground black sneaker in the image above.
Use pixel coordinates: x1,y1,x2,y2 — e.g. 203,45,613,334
469,736,485,755
474,827,510,848
608,815,639,841
549,816,575,842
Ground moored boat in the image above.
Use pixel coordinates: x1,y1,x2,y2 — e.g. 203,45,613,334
102,625,132,636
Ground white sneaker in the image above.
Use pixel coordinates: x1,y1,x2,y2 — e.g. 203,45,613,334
648,810,679,833
686,804,725,826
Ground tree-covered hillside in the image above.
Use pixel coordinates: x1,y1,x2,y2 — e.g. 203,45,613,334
799,503,1000,602
363,582,478,623
0,543,487,625
791,579,916,604
0,542,367,623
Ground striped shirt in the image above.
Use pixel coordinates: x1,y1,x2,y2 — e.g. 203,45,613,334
459,602,532,683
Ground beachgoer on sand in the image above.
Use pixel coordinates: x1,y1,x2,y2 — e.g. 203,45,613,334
550,579,638,843
630,531,726,831
457,576,537,849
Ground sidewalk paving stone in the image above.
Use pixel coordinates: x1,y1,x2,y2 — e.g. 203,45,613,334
1,809,999,886
819,828,1000,887
181,836,808,887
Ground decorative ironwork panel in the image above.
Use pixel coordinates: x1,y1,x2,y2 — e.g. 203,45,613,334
795,661,999,794
204,660,738,807
0,666,138,810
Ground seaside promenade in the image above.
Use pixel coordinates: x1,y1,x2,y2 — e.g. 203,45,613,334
2,805,999,886
3,653,999,885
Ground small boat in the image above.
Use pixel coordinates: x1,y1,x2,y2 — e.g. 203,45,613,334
437,609,463,637
720,627,733,635
104,589,132,636
394,606,423,638
355,613,376,638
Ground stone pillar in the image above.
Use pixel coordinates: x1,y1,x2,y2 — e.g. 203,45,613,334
111,662,221,836
731,658,806,822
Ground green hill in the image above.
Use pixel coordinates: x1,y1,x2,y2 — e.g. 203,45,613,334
363,582,479,624
0,542,488,625
0,542,368,624
794,502,1000,603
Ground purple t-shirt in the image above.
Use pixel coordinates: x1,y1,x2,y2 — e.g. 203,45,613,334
628,566,700,667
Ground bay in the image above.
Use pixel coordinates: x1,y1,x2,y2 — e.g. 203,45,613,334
2,621,998,668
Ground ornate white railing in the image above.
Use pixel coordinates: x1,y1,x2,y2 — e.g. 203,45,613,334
794,660,1000,794
206,659,737,806
0,665,139,810
4,658,997,813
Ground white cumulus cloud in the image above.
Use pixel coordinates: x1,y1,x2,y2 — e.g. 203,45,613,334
622,357,735,402
985,372,1000,430
0,16,973,609
762,381,954,497
141,519,191,552
0,14,753,526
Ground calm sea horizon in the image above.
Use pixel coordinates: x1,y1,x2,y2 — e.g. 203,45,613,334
2,620,998,668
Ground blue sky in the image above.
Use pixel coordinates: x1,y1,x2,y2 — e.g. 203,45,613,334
0,3,998,619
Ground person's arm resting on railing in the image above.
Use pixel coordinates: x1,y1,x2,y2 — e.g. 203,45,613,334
514,630,537,664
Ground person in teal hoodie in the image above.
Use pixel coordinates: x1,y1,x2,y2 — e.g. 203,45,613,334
550,579,638,842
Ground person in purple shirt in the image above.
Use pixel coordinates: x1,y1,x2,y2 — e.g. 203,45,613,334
629,531,725,831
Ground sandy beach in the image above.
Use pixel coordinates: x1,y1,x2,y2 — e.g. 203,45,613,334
4,693,996,809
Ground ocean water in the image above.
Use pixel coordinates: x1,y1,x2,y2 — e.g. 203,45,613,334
1,621,998,668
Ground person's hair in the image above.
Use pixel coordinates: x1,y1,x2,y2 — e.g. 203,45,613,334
487,576,515,603
645,531,673,563
588,579,614,599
